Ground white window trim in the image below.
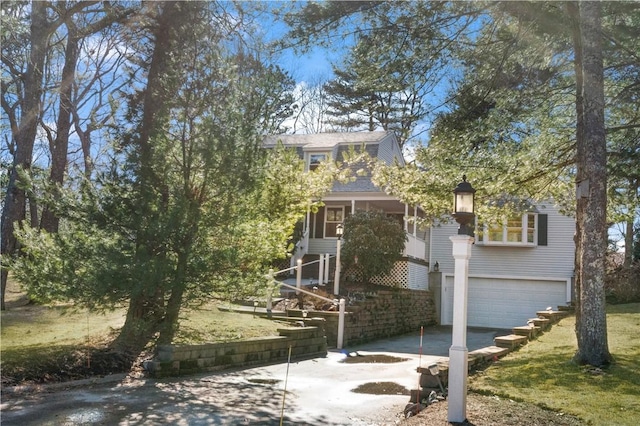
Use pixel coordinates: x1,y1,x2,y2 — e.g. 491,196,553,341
478,213,538,246
306,152,331,171
324,206,345,239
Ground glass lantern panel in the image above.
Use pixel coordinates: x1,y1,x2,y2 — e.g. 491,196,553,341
455,193,474,213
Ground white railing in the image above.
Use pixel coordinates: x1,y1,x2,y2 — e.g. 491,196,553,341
404,233,427,260
268,259,346,349
290,228,310,270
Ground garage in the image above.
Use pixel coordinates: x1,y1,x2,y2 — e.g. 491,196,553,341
440,275,570,329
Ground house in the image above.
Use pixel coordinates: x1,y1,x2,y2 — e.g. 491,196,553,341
263,131,430,290
264,131,576,329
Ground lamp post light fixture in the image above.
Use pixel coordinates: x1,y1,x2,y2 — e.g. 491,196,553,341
334,223,343,295
452,175,476,236
448,176,476,424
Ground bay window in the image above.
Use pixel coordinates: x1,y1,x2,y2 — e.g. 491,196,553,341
480,213,539,246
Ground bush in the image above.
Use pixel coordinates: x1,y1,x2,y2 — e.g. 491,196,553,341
340,210,407,284
605,262,640,304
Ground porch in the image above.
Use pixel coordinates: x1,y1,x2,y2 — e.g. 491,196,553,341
292,196,428,266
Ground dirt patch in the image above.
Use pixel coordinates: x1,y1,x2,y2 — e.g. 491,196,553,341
402,392,585,425
340,353,409,364
1,345,137,387
352,381,410,396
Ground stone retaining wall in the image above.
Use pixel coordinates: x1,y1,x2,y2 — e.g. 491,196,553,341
288,288,437,347
148,320,327,377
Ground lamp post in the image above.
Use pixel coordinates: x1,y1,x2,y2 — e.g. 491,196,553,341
334,223,343,295
448,175,476,423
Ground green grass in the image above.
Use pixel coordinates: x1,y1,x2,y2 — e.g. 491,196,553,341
0,303,283,351
1,279,283,384
171,303,287,345
470,303,640,426
1,303,126,348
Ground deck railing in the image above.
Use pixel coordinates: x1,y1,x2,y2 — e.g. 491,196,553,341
268,257,346,349
404,233,426,260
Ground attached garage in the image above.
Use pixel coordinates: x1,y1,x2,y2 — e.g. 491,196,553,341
440,275,570,329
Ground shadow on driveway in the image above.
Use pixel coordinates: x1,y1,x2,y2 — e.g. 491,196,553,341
1,326,503,425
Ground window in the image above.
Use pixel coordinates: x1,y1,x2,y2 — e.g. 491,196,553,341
324,207,344,238
480,213,538,246
308,153,329,171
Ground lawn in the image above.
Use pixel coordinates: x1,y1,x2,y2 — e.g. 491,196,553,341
1,278,283,385
469,303,640,426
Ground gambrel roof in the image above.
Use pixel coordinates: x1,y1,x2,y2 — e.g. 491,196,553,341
264,131,405,194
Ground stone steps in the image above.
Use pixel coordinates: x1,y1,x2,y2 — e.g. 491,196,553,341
494,334,528,349
536,309,569,323
512,325,541,339
411,303,574,404
528,317,551,330
469,345,510,361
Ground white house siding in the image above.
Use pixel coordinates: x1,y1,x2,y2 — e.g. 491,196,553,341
429,203,575,279
429,202,575,328
408,262,429,290
376,133,403,164
309,238,339,256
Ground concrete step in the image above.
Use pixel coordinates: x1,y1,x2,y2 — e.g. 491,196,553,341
536,310,569,323
512,325,541,339
528,317,551,330
469,345,510,362
494,334,528,350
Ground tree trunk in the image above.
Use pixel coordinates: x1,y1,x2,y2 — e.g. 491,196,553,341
567,0,583,345
157,251,189,346
41,30,79,233
109,1,188,352
110,289,165,355
1,2,50,310
573,1,612,367
623,214,634,268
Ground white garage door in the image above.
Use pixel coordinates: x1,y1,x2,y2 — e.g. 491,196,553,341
441,276,568,329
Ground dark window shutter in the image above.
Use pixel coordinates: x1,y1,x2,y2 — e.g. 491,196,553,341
538,214,548,246
314,207,325,239
345,205,351,217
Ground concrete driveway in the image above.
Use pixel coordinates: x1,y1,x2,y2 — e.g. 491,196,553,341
1,326,503,426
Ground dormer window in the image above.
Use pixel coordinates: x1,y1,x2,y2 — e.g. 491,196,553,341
308,153,330,171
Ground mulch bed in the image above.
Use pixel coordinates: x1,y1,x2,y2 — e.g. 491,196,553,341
402,392,584,425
